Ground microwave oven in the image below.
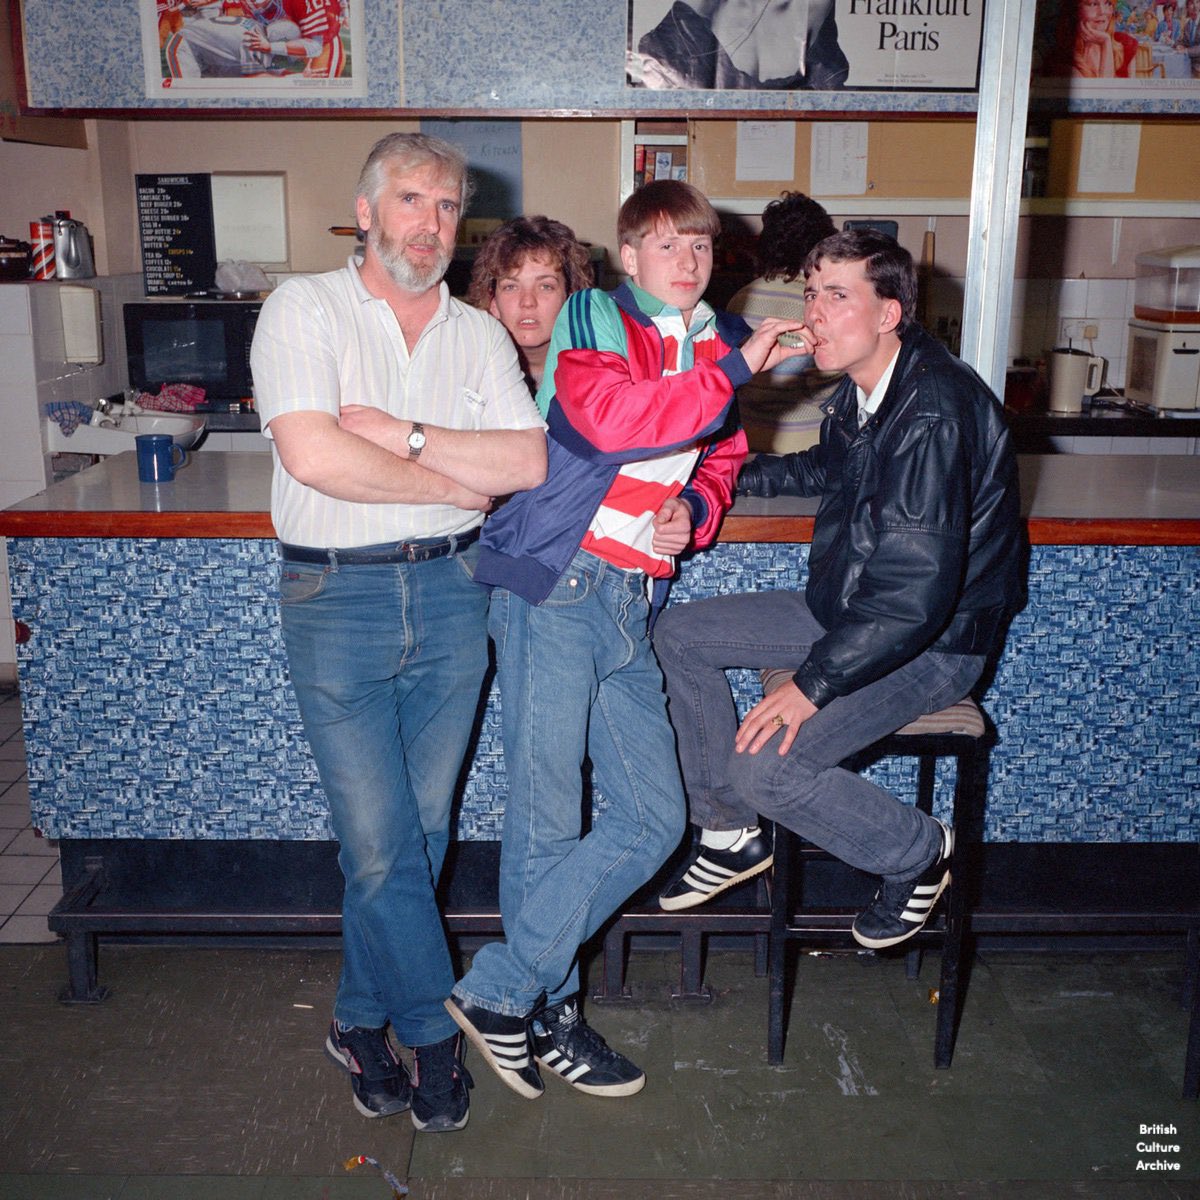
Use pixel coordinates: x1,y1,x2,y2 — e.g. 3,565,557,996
124,299,262,407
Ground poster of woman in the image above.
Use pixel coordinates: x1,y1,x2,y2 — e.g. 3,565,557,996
1032,0,1200,99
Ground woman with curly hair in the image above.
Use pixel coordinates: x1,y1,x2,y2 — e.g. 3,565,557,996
726,191,839,454
468,215,594,392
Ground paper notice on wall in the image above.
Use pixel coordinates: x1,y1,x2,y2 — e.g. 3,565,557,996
811,123,868,195
735,121,795,182
1076,124,1140,194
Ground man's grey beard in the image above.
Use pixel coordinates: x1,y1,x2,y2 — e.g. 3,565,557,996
370,226,451,292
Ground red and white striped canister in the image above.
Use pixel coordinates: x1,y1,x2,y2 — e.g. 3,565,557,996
29,219,55,280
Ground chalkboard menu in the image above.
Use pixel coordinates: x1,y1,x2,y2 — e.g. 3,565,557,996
135,174,217,296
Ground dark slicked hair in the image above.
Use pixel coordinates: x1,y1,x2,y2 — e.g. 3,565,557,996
466,215,593,309
805,228,918,332
617,180,720,248
756,192,836,283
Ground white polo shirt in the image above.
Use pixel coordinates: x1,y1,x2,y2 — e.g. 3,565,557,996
252,257,544,548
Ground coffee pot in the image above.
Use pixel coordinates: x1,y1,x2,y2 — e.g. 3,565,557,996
0,235,32,281
52,215,95,279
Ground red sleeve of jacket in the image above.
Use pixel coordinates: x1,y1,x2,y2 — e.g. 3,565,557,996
552,341,752,456
684,425,749,549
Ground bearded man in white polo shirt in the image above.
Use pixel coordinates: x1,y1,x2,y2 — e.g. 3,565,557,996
251,132,546,1134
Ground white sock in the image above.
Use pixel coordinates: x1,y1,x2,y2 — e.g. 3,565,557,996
700,825,759,852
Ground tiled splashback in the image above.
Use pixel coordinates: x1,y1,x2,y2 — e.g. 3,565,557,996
928,275,1138,389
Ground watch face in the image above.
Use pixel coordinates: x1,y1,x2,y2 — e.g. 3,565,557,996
409,429,426,449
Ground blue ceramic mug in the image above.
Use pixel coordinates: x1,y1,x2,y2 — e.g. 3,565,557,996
135,433,187,483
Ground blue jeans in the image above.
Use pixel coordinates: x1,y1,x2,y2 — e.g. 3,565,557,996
453,550,686,1017
654,591,985,882
279,543,488,1046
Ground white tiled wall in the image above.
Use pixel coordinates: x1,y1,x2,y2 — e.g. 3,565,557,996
928,274,1137,387
925,274,1198,454
1044,277,1134,389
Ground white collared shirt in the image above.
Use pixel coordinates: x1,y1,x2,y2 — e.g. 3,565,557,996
252,257,544,548
856,346,901,428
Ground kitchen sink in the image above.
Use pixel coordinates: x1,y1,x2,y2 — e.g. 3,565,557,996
44,412,207,456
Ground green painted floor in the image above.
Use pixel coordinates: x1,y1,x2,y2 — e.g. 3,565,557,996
1,941,1198,1199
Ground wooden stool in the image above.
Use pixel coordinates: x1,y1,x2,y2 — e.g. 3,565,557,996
763,682,990,1069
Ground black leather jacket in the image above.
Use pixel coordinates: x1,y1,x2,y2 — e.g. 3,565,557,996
737,324,1026,709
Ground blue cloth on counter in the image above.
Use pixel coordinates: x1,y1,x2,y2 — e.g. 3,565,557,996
46,401,96,436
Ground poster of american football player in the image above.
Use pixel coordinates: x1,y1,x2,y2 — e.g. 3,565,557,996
141,0,366,98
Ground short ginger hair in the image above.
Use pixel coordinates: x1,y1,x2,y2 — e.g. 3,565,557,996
617,180,720,248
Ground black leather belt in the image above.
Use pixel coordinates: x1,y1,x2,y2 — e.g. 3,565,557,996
280,527,480,566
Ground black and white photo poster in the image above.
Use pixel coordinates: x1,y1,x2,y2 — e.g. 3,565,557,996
626,0,984,92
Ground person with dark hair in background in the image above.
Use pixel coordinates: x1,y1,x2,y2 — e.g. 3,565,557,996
726,191,840,456
467,216,594,392
655,229,1025,952
729,192,838,328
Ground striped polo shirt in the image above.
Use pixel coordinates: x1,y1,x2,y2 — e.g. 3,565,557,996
580,285,721,577
252,257,544,549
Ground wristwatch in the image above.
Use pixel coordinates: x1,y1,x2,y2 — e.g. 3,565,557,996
406,421,426,460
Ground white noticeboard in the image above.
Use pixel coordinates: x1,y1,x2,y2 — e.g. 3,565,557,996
736,121,796,183
211,173,289,266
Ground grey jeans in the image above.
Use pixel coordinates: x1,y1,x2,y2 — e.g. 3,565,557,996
653,590,985,883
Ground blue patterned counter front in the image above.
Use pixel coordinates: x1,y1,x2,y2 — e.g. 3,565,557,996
8,538,1198,843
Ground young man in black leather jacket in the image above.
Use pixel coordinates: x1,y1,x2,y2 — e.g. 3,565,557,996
654,228,1025,948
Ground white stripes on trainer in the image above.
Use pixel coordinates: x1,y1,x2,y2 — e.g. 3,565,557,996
483,1030,532,1071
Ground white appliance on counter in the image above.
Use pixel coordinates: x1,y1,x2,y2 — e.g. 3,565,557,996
1124,246,1200,413
0,274,143,678
1126,322,1200,413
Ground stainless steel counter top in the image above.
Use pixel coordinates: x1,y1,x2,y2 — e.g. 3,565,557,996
2,453,1198,544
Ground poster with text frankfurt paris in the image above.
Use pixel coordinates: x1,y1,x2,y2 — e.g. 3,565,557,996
626,0,985,93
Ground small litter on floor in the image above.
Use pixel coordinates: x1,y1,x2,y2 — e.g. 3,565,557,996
344,1153,408,1197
